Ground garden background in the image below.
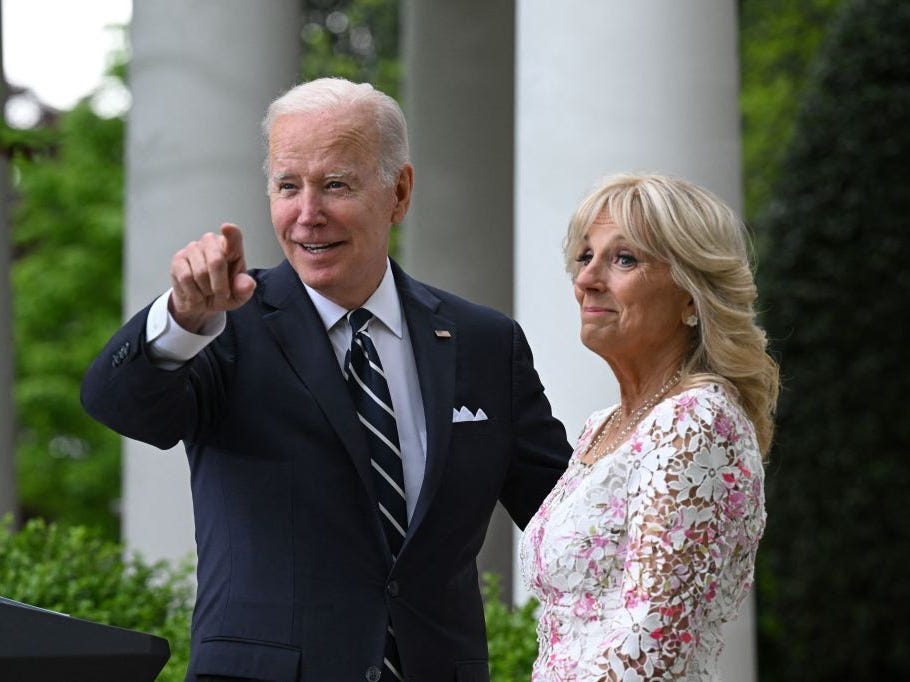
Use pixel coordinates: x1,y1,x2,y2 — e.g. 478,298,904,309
2,0,908,679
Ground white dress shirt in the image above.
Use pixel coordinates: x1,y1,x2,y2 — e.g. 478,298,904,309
145,260,427,520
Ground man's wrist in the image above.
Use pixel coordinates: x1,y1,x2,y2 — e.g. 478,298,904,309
146,289,226,366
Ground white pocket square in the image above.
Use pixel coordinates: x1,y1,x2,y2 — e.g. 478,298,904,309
452,406,488,423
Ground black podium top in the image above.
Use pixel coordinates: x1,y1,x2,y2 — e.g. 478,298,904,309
0,597,171,681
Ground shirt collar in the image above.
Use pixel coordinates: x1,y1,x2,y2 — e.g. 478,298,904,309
302,259,403,338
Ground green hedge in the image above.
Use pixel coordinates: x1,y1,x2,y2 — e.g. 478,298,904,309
482,573,539,680
754,0,910,678
0,519,541,680
0,518,193,682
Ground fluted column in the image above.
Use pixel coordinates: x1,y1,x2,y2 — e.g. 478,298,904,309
123,0,300,562
401,0,517,593
515,1,754,678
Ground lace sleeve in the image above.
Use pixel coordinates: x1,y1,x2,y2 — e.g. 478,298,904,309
598,388,763,680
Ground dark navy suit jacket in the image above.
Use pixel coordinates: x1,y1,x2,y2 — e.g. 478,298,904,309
82,259,571,681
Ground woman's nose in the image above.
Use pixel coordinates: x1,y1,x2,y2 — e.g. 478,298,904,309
575,262,605,291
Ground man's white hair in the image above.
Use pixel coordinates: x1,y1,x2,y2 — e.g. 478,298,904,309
262,77,410,187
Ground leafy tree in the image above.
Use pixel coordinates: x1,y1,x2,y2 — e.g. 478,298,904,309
739,0,843,222
754,0,910,677
301,0,401,99
6,0,402,539
10,101,124,538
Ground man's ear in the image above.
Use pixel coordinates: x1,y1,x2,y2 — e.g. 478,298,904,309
391,164,414,224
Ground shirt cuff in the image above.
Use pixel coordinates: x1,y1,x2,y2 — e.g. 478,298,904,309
145,289,226,368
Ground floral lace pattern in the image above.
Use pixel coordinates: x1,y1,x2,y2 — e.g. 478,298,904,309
519,384,765,681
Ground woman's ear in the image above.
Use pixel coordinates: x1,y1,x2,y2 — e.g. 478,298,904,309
682,297,698,327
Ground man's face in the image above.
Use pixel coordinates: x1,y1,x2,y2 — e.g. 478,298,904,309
267,106,412,308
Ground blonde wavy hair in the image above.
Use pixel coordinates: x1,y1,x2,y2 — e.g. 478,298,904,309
564,172,779,456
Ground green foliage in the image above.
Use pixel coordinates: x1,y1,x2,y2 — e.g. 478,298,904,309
739,0,843,222
9,101,124,537
0,517,193,682
754,0,910,678
482,573,539,681
301,0,401,99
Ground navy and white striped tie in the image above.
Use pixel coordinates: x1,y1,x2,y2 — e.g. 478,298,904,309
344,308,406,681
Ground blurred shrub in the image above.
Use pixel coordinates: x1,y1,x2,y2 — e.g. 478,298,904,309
482,573,539,681
754,0,910,678
0,517,193,682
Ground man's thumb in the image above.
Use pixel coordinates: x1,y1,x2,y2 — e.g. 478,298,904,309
231,272,257,304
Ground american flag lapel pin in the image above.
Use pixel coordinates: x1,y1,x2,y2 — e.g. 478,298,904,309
434,329,452,339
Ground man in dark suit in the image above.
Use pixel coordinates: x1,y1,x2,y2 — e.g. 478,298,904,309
82,78,570,682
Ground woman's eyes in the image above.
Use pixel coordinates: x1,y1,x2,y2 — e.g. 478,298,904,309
574,250,637,268
575,250,593,266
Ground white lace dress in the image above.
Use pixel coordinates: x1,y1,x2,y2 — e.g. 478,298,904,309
519,383,765,681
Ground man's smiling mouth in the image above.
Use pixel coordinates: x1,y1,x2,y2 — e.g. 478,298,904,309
302,241,343,254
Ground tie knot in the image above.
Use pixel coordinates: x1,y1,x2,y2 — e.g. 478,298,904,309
348,308,373,334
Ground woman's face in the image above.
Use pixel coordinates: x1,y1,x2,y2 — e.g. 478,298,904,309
573,211,693,366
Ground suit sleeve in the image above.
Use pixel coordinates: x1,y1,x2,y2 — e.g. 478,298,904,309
499,321,572,529
80,303,232,450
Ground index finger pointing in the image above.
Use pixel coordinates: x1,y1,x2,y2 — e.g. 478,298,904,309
220,223,245,263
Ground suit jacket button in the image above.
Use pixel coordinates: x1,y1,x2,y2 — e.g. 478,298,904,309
365,665,382,681
387,580,399,597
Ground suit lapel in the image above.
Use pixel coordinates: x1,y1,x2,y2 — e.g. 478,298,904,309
392,263,456,544
258,262,378,512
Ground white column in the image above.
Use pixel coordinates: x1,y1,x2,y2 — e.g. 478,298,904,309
401,0,517,588
514,1,755,678
124,0,300,563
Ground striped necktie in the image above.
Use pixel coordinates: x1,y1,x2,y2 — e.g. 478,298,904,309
344,308,406,681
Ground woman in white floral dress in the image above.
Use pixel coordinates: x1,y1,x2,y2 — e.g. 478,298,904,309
520,173,779,681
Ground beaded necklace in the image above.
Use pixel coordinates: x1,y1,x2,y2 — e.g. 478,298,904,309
582,370,682,466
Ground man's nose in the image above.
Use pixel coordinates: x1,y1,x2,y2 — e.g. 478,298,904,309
296,188,326,226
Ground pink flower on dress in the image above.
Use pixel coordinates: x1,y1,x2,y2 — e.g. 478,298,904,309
608,495,626,521
724,489,748,521
704,580,718,602
623,585,650,609
714,412,741,443
677,393,698,415
574,593,597,619
660,604,683,619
